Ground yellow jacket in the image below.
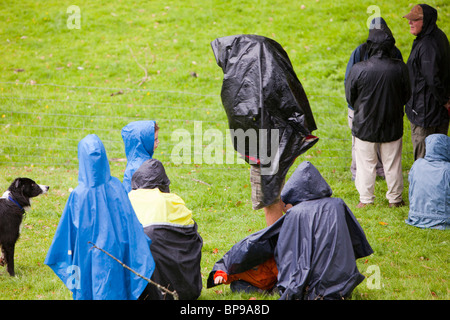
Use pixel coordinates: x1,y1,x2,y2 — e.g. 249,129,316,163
128,188,194,227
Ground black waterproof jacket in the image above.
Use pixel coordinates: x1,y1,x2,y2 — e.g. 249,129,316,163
346,24,411,142
406,4,450,128
211,35,318,207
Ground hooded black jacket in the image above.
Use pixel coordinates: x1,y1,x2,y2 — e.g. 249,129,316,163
346,24,411,142
406,4,450,128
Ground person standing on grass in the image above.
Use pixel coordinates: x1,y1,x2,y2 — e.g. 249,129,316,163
121,120,159,193
345,17,403,181
403,4,450,160
211,34,318,226
345,23,411,208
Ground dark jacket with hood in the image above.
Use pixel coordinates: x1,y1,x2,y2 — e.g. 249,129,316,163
276,161,373,300
344,17,403,110
406,4,450,128
211,35,318,208
207,161,373,300
346,24,411,142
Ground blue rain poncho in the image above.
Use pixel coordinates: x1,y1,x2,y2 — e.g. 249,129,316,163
406,134,450,230
45,134,155,300
122,121,157,193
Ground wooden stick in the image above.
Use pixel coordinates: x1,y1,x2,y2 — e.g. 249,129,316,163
88,241,179,300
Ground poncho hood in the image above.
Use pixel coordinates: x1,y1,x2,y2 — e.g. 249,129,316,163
131,159,170,193
211,34,317,137
281,161,332,206
424,134,450,162
78,134,111,187
122,120,156,192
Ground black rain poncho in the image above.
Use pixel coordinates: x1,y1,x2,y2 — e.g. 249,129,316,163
211,35,318,207
207,161,373,300
206,216,283,291
276,161,373,299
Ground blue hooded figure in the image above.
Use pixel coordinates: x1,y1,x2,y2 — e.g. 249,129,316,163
406,134,450,230
122,121,158,193
45,134,155,300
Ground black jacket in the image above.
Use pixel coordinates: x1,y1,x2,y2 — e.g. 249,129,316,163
406,4,450,128
346,25,411,142
211,35,318,207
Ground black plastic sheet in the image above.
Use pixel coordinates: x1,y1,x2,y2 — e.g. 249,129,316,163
211,35,318,207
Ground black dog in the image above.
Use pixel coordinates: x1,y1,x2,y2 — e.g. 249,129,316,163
0,178,49,276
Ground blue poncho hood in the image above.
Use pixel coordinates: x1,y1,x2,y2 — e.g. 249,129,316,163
45,134,155,300
122,121,156,192
423,133,450,162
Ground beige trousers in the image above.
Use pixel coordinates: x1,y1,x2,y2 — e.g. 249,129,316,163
354,137,403,204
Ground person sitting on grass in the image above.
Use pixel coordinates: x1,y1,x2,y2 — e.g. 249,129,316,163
406,134,450,230
275,161,373,300
128,159,203,300
121,120,159,193
207,161,373,299
45,134,155,300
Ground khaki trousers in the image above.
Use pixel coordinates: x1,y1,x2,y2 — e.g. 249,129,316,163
348,109,385,179
410,120,449,160
354,137,403,204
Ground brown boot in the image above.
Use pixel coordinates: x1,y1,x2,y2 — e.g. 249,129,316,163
357,202,373,208
389,200,405,208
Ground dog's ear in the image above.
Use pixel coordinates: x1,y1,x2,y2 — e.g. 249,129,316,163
14,178,21,189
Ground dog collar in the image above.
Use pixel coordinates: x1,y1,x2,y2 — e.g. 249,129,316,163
8,196,24,211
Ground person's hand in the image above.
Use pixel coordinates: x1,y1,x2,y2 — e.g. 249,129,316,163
214,276,224,285
281,202,293,213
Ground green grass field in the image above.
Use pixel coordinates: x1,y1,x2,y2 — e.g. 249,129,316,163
0,0,449,300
